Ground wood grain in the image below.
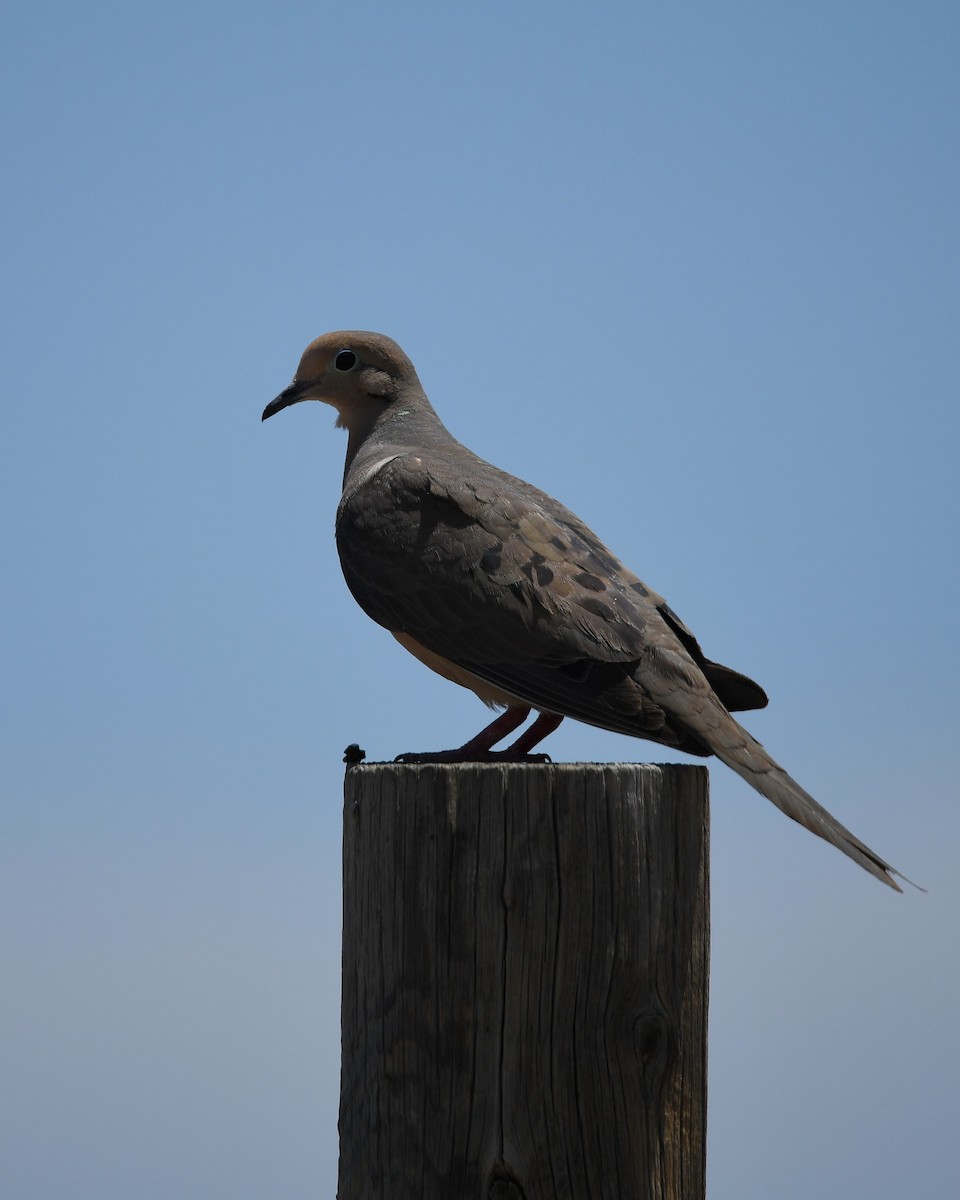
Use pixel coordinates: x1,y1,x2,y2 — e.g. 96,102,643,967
338,763,709,1200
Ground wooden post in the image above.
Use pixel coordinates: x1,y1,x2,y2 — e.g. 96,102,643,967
338,763,709,1200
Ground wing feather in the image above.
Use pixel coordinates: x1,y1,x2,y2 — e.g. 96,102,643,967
336,448,763,742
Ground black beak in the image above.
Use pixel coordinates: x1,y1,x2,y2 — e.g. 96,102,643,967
262,380,307,422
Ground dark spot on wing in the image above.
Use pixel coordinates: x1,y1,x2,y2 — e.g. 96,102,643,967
631,581,649,597
550,536,566,550
583,547,620,578
480,549,502,572
580,596,615,620
575,572,606,592
519,551,555,587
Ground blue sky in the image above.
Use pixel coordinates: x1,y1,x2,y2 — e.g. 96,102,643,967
2,2,958,1196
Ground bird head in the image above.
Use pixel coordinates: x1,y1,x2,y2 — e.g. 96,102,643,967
262,331,423,435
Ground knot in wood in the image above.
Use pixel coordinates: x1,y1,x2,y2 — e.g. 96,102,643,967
633,1007,673,1097
488,1177,526,1200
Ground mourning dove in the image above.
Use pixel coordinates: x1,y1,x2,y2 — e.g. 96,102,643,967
263,331,904,890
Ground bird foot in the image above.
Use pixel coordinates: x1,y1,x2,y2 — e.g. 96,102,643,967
395,749,553,765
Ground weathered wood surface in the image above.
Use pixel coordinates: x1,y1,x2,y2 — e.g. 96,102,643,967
338,762,709,1200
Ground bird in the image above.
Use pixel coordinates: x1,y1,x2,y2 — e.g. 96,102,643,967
263,330,904,890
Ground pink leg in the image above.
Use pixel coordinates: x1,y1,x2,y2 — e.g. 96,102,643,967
458,706,530,755
395,706,561,763
503,711,564,756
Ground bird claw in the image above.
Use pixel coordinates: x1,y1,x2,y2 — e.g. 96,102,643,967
395,749,552,765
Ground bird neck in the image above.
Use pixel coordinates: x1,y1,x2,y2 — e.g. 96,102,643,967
342,398,453,488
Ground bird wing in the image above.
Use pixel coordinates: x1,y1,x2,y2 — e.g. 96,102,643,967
335,447,762,749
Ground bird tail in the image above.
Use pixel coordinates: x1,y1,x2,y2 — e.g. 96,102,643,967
709,715,904,891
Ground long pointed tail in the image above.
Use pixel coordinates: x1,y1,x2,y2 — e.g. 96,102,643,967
710,716,903,890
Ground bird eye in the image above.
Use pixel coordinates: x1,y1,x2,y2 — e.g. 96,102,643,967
334,350,357,372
